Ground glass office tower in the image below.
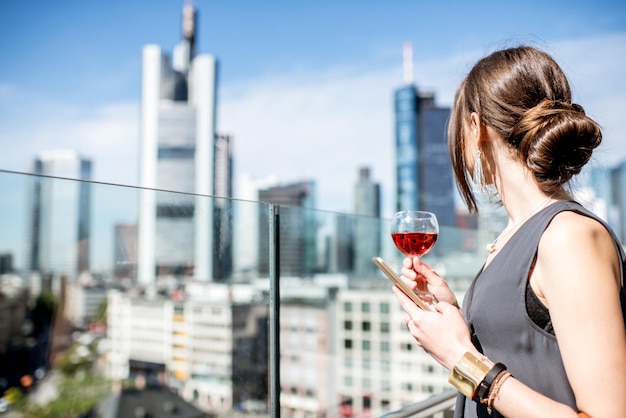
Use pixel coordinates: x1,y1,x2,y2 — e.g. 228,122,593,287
27,150,92,279
610,162,626,242
138,2,231,284
353,167,381,274
394,86,456,227
258,181,318,277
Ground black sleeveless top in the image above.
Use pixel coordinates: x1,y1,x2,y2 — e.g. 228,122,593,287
454,200,626,417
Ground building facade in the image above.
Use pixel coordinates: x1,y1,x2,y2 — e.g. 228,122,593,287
27,150,92,279
107,282,268,415
277,278,452,418
353,167,381,275
334,288,449,417
394,44,456,228
137,2,231,284
213,134,234,281
610,161,626,243
257,181,318,277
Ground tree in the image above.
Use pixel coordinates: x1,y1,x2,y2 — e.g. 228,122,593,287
16,373,110,418
94,299,107,325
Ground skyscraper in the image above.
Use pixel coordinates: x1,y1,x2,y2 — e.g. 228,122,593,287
394,43,456,227
27,150,92,279
213,134,234,280
353,167,381,274
113,223,138,279
258,181,317,277
585,162,626,243
232,174,279,278
137,2,229,284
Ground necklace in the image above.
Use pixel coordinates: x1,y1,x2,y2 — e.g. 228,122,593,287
486,195,557,253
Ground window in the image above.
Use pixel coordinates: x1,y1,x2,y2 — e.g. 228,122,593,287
361,302,370,313
380,302,390,314
344,302,352,312
381,380,391,392
380,341,390,352
421,384,435,393
344,320,353,330
380,322,390,333
158,146,195,159
400,362,412,371
361,321,371,332
344,357,353,368
422,364,435,373
362,358,371,370
344,376,353,387
344,339,353,349
362,340,371,351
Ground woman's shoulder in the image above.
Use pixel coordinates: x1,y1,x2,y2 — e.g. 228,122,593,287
538,206,620,280
542,207,612,249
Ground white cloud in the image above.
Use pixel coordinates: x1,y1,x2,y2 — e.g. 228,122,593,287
220,67,399,214
1,33,624,216
221,33,626,214
0,89,139,186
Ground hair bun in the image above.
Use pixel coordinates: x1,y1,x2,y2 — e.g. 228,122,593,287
511,99,602,187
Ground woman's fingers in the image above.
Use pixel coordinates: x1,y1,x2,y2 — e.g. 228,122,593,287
402,257,414,268
393,286,423,319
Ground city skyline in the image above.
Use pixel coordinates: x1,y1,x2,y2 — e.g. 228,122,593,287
0,1,625,216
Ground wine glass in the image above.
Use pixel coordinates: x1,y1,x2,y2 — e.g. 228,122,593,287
391,210,439,306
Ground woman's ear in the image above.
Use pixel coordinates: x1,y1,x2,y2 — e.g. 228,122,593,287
470,112,488,146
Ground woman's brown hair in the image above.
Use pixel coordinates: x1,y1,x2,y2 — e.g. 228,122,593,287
448,46,602,213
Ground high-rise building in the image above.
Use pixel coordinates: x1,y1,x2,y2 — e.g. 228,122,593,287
213,134,234,280
332,214,354,274
585,163,626,243
27,150,92,279
137,2,230,284
394,43,456,227
610,161,626,242
113,223,138,279
258,181,317,277
353,167,381,275
232,175,279,279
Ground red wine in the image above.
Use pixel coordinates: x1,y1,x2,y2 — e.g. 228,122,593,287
391,232,438,256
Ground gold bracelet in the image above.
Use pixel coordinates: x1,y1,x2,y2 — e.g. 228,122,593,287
448,352,493,399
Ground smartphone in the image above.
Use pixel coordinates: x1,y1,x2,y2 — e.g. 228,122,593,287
372,256,435,311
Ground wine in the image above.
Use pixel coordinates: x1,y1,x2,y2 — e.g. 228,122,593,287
391,231,438,257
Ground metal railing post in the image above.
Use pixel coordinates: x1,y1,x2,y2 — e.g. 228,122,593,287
269,204,281,417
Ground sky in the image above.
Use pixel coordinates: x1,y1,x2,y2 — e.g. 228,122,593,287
0,0,625,216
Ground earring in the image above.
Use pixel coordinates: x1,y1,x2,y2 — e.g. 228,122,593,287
472,149,497,196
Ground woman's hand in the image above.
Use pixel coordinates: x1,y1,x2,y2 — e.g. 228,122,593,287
401,256,458,306
393,287,475,371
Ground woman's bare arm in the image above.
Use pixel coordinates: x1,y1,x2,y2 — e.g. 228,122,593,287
523,211,626,417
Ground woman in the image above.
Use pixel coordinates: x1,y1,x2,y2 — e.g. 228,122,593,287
394,46,626,417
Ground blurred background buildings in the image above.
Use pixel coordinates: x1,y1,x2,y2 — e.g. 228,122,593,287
0,1,624,417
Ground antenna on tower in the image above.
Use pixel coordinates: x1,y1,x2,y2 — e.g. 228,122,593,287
403,41,414,85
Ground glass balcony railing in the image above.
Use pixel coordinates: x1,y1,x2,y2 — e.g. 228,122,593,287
0,169,483,417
